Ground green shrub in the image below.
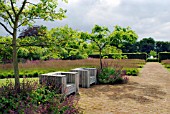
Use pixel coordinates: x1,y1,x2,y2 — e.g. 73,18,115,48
33,71,39,77
125,68,139,76
0,79,80,113
98,63,129,84
102,56,108,59
0,73,5,79
19,72,24,78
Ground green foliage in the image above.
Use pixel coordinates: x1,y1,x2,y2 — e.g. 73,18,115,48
0,70,46,79
110,25,138,48
0,79,80,113
0,0,68,90
0,37,12,63
139,37,155,54
98,62,129,84
165,64,170,68
156,41,170,52
47,25,89,60
112,53,123,59
149,50,157,57
125,68,139,76
81,25,111,69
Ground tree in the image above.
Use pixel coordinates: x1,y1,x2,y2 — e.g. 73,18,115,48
156,41,170,52
18,25,47,38
139,37,155,53
48,25,88,60
0,0,67,91
110,25,138,48
0,36,12,63
149,50,157,58
81,25,110,70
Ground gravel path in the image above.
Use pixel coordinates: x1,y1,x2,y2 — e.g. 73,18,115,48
78,62,170,114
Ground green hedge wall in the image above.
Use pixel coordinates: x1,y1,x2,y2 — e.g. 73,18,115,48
89,53,147,60
146,58,159,62
159,52,170,62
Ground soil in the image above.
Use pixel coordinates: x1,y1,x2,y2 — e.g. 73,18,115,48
78,62,170,114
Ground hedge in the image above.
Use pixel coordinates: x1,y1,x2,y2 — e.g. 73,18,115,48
89,53,147,60
159,52,170,62
0,70,48,79
146,58,159,62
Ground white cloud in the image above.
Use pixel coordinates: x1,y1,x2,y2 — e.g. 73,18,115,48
0,0,170,41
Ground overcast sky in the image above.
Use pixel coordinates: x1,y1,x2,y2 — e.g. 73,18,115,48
0,0,170,41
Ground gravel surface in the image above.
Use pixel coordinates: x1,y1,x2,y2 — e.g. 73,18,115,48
78,62,170,114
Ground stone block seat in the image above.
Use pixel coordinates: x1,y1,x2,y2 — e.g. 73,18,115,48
70,68,97,88
39,72,79,95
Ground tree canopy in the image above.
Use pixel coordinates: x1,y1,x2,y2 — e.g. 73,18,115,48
0,0,67,91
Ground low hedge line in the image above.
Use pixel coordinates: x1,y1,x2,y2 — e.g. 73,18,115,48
0,70,55,79
89,53,147,60
0,68,139,79
146,58,159,62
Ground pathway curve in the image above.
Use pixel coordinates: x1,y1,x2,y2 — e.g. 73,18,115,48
78,62,170,114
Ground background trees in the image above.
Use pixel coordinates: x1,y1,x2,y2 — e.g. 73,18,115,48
138,37,155,54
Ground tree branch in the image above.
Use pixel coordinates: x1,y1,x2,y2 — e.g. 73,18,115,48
1,2,15,23
9,0,17,16
6,18,14,29
5,10,15,24
17,19,28,28
17,0,27,17
0,22,13,35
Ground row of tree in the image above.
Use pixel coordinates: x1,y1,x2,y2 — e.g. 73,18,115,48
0,24,138,62
120,37,170,54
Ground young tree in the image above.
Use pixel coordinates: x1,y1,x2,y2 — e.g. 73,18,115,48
0,0,67,91
81,25,110,70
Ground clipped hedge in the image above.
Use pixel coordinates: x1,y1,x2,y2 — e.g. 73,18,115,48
0,70,48,79
146,58,159,62
159,52,170,62
89,53,147,60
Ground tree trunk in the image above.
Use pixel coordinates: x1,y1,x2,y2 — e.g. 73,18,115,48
13,24,20,91
99,48,103,70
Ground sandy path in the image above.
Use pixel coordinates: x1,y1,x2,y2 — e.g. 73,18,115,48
78,62,170,114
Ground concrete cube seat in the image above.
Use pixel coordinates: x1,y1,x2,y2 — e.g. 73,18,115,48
70,68,97,88
39,72,79,95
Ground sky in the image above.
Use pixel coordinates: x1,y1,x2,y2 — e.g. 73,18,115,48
0,0,170,41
